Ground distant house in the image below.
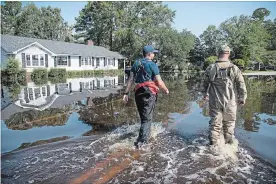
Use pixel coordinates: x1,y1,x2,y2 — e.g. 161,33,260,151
1,35,125,72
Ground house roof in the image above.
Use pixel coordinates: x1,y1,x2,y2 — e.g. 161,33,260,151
1,35,125,58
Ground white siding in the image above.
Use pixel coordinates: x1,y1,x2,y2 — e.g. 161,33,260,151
13,44,120,71
16,45,53,72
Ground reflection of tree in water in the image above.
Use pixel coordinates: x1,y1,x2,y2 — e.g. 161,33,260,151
154,75,192,122
78,93,139,131
5,107,72,130
239,76,276,132
79,75,194,132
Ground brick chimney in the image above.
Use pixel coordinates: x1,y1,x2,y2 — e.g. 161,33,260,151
86,40,94,45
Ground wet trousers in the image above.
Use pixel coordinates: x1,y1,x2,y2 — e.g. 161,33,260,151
135,87,157,143
209,102,237,145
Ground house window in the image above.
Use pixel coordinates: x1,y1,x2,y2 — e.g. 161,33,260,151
96,58,100,67
40,55,44,66
108,59,112,65
97,80,100,87
81,58,84,66
28,88,34,100
113,58,116,66
34,88,41,99
25,54,45,67
89,58,92,65
26,55,31,66
92,58,95,66
85,57,88,65
57,56,68,66
32,55,39,66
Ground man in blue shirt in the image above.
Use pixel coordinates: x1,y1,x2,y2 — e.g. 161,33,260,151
123,45,169,148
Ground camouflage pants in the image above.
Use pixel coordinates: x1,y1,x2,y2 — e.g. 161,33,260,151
209,102,237,145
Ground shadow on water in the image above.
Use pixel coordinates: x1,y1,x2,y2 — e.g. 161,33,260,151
1,73,276,183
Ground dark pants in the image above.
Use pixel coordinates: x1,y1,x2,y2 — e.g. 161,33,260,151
135,86,157,144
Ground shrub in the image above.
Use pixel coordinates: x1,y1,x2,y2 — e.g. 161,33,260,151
17,70,27,85
204,56,217,69
2,57,26,85
31,68,48,84
233,59,245,67
48,68,66,78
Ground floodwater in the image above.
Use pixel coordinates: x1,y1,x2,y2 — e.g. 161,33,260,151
1,73,276,183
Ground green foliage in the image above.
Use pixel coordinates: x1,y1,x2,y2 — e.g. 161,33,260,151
199,8,273,66
1,2,72,41
31,69,48,84
264,19,276,50
74,1,194,66
0,1,22,35
5,57,20,75
252,8,270,22
204,56,217,69
67,69,123,78
48,68,66,78
261,50,276,66
1,57,26,85
233,59,246,67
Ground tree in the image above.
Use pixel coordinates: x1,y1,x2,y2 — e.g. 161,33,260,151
219,15,270,64
264,19,276,50
252,8,270,22
233,59,245,67
189,37,205,66
204,56,217,69
74,2,176,61
200,25,223,57
1,1,22,35
1,2,72,41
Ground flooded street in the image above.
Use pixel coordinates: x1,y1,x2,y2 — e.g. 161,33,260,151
1,74,276,183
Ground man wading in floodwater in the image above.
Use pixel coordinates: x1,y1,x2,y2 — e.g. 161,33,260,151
202,45,247,153
123,45,169,149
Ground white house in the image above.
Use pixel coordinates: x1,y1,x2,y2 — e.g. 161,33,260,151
1,35,125,72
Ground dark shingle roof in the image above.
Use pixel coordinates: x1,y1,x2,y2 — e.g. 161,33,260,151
1,35,125,58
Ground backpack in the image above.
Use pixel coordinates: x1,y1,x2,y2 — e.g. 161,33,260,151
209,62,235,82
134,59,152,83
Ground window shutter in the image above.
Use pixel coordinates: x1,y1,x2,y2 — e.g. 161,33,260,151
92,58,94,66
104,58,107,66
68,56,71,67
47,85,50,96
54,56,57,67
79,82,82,92
113,58,115,66
22,53,26,68
79,56,81,67
69,82,72,93
55,84,58,94
45,54,48,67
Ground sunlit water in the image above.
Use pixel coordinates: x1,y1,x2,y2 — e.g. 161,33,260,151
1,74,276,183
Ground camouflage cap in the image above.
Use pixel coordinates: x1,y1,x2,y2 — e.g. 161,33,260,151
218,45,231,54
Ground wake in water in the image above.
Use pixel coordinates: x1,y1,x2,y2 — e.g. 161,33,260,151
104,123,276,184
2,122,276,184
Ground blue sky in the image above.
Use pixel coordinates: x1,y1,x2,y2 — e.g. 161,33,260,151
23,1,276,37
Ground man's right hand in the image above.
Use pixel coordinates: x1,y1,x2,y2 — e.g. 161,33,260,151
123,95,129,104
164,89,169,95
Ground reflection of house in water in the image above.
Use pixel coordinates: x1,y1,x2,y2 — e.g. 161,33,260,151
17,76,119,110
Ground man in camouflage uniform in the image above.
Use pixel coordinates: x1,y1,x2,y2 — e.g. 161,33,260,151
202,45,247,146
